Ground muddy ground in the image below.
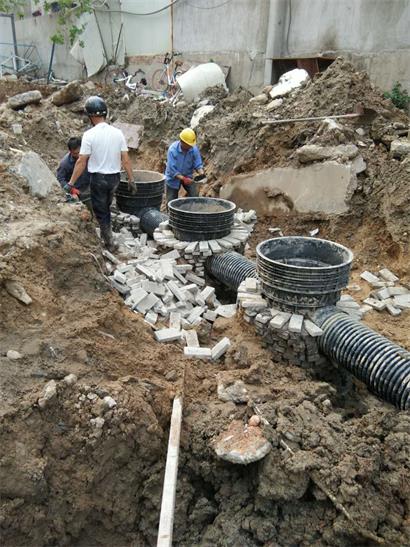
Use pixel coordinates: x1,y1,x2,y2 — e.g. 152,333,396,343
1,59,410,546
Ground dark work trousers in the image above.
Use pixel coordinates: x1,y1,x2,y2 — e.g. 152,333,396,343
166,182,198,205
90,172,120,227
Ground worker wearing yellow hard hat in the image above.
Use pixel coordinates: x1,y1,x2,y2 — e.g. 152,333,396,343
165,128,207,204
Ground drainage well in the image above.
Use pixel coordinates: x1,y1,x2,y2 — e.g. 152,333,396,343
168,197,236,242
256,236,353,312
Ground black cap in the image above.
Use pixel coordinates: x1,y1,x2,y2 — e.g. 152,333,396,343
84,96,107,117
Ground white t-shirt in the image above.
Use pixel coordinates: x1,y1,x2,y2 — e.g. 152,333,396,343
80,122,128,174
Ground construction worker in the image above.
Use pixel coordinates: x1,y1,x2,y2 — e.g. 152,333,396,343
165,128,205,204
57,137,92,214
67,96,136,251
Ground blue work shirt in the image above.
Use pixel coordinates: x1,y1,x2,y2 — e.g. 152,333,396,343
165,141,203,189
56,153,90,193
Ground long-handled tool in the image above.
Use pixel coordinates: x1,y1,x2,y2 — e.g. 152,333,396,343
261,104,377,126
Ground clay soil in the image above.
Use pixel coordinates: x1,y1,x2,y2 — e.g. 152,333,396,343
1,59,410,546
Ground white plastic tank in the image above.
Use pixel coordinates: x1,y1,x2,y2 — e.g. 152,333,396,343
176,62,227,103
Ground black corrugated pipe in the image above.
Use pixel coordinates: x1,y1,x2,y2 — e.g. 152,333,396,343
314,309,410,410
140,208,169,237
205,252,257,291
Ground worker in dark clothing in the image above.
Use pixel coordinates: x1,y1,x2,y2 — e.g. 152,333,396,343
57,137,92,213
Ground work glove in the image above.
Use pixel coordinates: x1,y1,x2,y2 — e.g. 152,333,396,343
181,176,193,185
65,184,80,199
194,174,207,184
128,180,138,195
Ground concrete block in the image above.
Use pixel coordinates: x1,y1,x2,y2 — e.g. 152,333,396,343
185,242,198,254
336,300,360,310
386,303,402,316
160,260,175,280
144,311,158,325
270,312,291,329
304,319,323,337
388,286,409,296
215,304,237,318
211,337,231,360
245,278,258,292
203,310,217,322
173,267,187,285
161,249,180,260
185,272,206,287
195,294,206,306
208,240,222,253
167,281,187,302
288,314,304,333
363,297,386,311
169,312,181,330
136,293,159,314
184,283,199,295
187,306,206,324
141,280,166,296
113,270,127,284
378,268,399,283
360,271,381,284
217,239,233,249
102,250,120,264
175,264,193,273
392,294,410,309
201,286,216,305
139,233,148,246
241,299,268,311
184,347,212,359
154,328,183,343
183,329,199,347
136,264,156,280
374,287,391,300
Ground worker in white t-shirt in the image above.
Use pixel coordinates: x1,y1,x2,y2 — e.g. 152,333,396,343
67,96,136,250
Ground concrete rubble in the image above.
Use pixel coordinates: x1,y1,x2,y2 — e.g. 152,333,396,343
107,225,237,361
358,268,410,316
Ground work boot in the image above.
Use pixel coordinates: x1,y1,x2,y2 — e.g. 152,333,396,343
100,224,118,252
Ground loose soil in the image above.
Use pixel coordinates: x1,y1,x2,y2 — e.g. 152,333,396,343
0,59,409,546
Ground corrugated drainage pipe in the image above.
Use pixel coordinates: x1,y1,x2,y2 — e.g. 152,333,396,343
316,310,410,410
205,252,257,291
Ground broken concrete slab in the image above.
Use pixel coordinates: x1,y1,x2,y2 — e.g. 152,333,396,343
15,151,59,198
296,144,359,163
220,161,355,215
50,81,83,106
7,90,42,109
214,420,271,464
392,294,410,309
112,121,144,150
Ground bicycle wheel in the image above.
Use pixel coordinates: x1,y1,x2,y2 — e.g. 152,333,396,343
151,68,168,92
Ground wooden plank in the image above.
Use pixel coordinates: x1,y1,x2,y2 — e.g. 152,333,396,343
157,396,183,547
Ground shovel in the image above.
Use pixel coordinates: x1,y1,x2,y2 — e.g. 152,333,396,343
261,104,377,126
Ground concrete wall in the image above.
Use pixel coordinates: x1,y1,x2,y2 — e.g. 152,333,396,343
269,0,410,91
3,0,410,93
173,0,270,91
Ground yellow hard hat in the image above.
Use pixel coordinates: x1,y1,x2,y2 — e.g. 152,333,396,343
179,128,196,146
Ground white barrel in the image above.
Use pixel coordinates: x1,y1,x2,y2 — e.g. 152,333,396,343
176,62,227,102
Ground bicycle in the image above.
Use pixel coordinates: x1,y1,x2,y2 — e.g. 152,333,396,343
151,51,184,98
105,66,147,94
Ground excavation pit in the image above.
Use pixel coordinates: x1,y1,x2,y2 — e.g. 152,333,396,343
256,236,353,312
168,197,236,241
